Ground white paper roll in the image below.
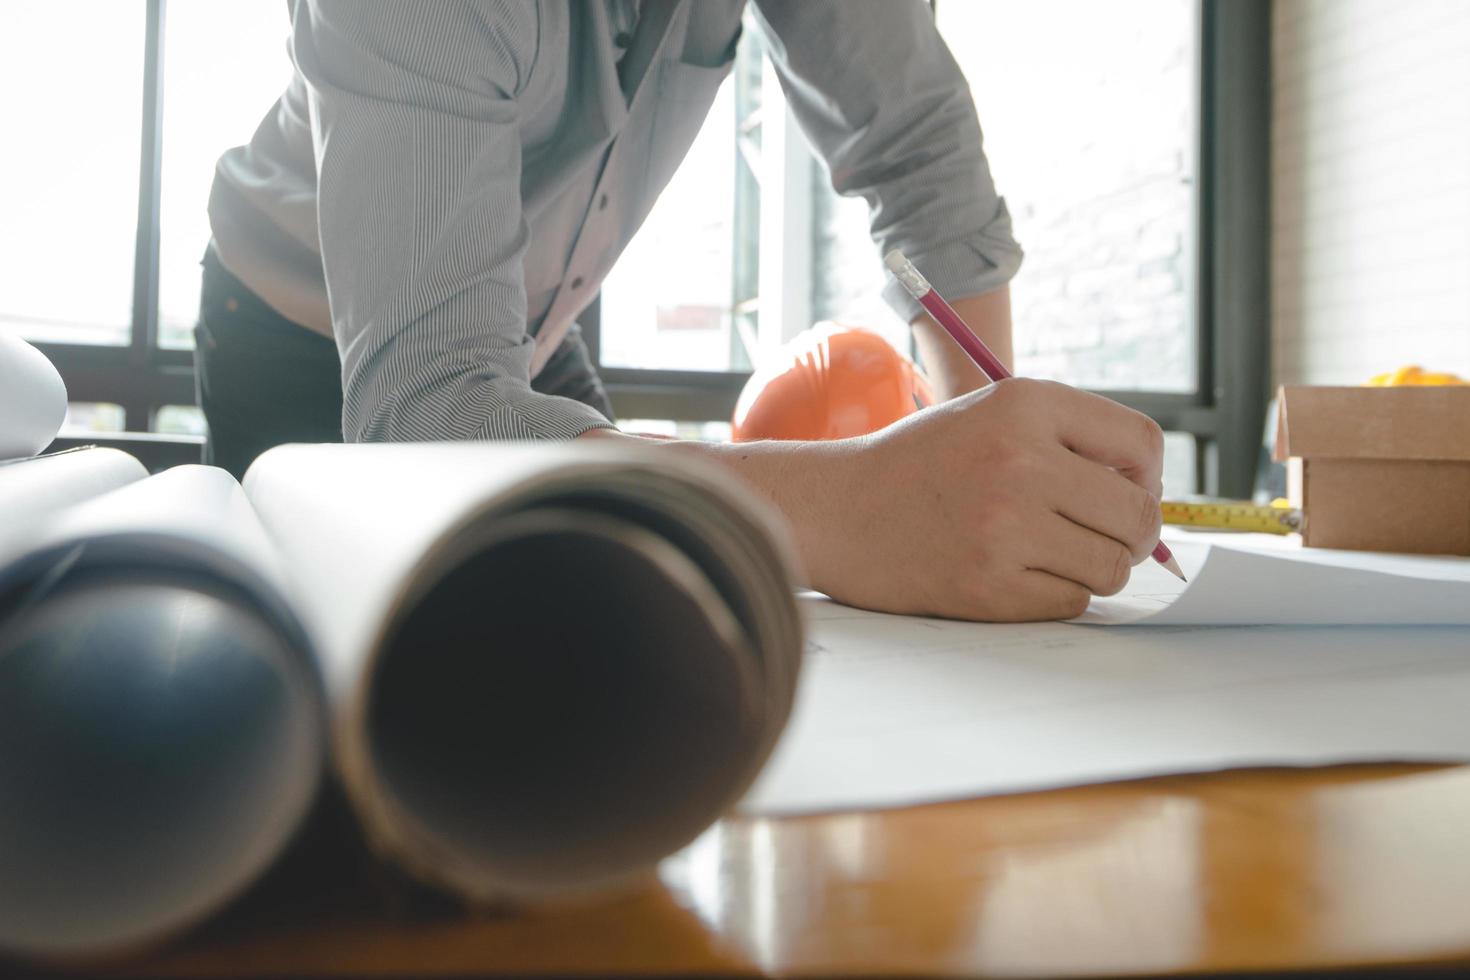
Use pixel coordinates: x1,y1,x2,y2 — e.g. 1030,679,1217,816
0,465,324,960
0,334,68,460
0,448,148,560
244,442,804,903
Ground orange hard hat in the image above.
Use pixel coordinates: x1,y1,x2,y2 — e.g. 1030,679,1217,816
731,323,934,442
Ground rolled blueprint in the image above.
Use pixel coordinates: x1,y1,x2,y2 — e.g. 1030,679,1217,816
0,333,68,459
243,442,804,902
0,466,324,960
0,447,148,558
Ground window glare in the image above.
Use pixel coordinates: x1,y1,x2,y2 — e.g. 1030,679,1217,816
0,1,143,345
157,0,294,349
600,65,741,372
153,403,206,436
620,419,734,442
938,0,1196,392
62,402,126,435
1162,431,1197,497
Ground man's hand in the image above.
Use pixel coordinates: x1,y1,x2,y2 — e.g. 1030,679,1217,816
607,376,1165,622
812,378,1164,620
582,376,1164,622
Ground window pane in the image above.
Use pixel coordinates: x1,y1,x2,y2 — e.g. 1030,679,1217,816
809,178,910,358
62,403,126,436
1161,431,1197,498
937,0,1197,392
0,2,143,346
600,38,753,373
619,419,733,442
153,404,206,436
157,1,294,349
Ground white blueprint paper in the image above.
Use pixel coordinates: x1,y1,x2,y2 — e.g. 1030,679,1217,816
1081,533,1470,625
741,594,1470,815
0,334,67,460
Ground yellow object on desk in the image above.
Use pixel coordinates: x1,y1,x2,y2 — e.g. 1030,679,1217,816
1161,499,1303,535
1366,365,1468,386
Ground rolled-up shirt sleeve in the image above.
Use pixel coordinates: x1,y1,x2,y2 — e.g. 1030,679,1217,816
749,0,1023,322
290,1,614,442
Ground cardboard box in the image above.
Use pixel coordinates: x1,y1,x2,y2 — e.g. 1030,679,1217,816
1274,385,1470,555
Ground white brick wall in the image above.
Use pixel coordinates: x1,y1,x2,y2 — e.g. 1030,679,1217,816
1272,0,1470,385
806,2,1201,493
938,0,1196,393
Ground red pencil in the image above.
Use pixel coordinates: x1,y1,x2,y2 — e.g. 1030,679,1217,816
884,250,1187,583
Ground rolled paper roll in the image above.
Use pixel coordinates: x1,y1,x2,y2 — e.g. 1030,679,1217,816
0,448,148,559
0,333,68,460
0,466,324,961
362,507,764,899
0,572,322,959
243,442,804,904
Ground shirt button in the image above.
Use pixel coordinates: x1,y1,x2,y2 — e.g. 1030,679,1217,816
571,276,585,290
598,193,609,211
614,31,633,48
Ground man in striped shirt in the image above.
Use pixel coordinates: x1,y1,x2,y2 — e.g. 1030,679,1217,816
202,0,1164,621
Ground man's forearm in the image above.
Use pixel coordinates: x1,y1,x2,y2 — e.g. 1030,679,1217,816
910,286,1014,401
578,371,1166,623
577,425,860,589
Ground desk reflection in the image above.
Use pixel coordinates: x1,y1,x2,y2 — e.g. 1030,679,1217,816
664,765,1468,977
113,764,1470,977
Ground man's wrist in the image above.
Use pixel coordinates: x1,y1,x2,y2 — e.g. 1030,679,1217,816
612,434,865,593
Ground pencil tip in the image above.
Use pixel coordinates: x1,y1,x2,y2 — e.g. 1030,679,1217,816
1162,554,1187,582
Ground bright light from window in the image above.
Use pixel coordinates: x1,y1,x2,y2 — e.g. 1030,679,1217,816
0,1,144,345
938,0,1197,392
599,74,739,372
158,0,294,349
62,402,126,435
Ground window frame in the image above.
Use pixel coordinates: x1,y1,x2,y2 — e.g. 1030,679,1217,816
33,0,1268,496
37,0,199,468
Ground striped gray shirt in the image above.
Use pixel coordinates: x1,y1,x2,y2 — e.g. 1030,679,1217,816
209,0,1021,442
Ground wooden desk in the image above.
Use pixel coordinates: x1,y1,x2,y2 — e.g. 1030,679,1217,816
120,764,1470,977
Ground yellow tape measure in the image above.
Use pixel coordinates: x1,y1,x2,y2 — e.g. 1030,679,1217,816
1161,500,1304,535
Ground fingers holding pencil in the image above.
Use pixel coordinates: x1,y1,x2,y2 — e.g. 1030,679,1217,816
884,249,1184,583
1045,383,1167,500
822,377,1168,621
1048,447,1165,567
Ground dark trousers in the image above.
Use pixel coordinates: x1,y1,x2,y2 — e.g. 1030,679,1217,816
194,248,613,481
